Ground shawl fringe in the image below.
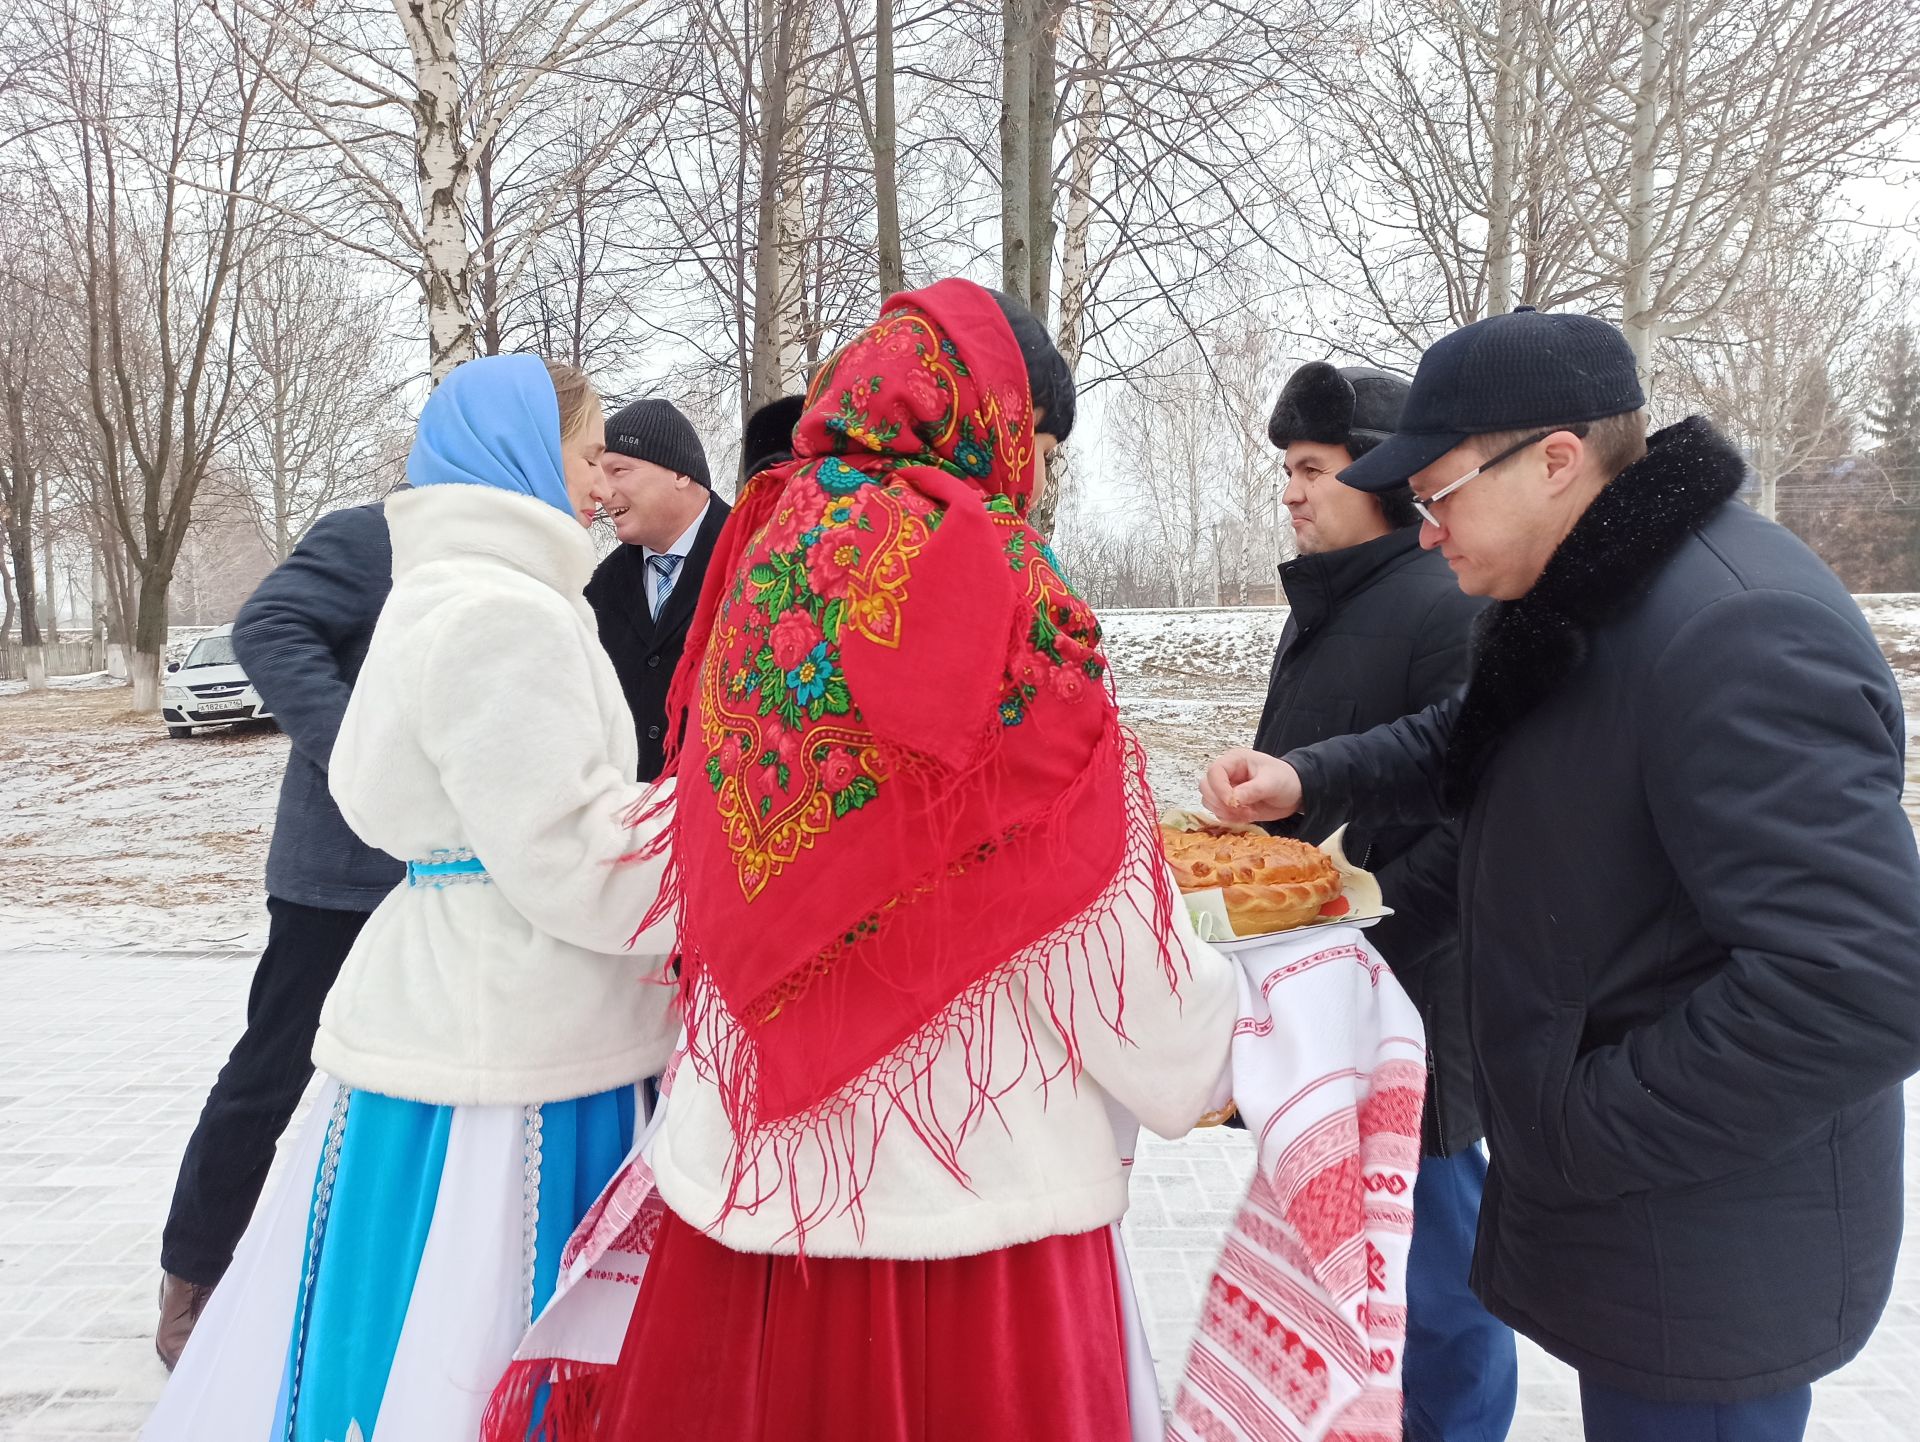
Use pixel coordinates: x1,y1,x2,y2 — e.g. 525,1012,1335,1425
665,717,1176,1253
481,1357,616,1442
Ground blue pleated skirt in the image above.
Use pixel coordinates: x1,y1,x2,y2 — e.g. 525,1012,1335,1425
143,1078,636,1442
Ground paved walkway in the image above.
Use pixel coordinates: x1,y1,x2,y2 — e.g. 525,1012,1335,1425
1,943,1916,1440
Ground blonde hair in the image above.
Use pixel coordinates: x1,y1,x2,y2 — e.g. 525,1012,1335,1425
543,359,598,440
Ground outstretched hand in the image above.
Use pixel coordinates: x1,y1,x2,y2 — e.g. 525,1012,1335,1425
1200,747,1304,824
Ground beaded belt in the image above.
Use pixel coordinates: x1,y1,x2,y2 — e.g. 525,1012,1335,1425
405,849,490,888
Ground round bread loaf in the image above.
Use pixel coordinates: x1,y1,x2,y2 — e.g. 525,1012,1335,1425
1159,823,1344,935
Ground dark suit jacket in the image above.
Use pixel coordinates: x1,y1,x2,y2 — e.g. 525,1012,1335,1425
584,496,733,781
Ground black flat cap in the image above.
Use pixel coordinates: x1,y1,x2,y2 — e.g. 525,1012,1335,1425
1339,308,1646,492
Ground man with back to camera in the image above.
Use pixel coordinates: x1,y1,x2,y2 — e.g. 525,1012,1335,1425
1204,307,1920,1442
156,495,405,1368
1258,359,1513,1442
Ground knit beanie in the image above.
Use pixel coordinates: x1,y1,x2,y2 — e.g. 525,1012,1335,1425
605,397,711,489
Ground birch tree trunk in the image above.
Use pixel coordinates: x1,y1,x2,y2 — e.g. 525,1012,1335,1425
40,522,56,644
271,381,292,560
397,0,478,383
749,0,800,406
1622,0,1670,380
90,546,104,669
1055,0,1110,384
999,0,1032,300
1025,1,1064,320
873,0,903,298
774,20,812,390
1485,0,1525,315
1032,0,1111,542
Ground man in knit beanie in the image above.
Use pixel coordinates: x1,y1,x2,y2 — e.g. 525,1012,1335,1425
585,397,731,780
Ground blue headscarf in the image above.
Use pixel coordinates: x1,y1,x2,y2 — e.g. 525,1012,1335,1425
408,353,575,516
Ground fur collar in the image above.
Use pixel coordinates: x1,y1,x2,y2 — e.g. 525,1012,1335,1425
1441,415,1748,808
387,482,597,599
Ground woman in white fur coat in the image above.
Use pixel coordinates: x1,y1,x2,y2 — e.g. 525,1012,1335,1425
142,354,681,1442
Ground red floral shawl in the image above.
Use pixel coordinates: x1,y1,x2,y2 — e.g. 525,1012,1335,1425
639,277,1175,1235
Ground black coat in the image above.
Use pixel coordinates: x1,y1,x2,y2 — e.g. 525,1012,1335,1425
1286,418,1920,1401
585,496,732,781
232,499,405,911
1254,528,1486,1156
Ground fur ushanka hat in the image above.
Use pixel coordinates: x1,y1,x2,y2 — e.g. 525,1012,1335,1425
1267,362,1411,458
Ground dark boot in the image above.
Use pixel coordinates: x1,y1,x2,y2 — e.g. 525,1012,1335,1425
155,1272,215,1371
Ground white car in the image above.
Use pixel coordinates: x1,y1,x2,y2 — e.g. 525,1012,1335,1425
162,626,275,739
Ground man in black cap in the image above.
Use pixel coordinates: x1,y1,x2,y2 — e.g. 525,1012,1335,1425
1203,309,1920,1440
1258,361,1512,1442
585,397,730,780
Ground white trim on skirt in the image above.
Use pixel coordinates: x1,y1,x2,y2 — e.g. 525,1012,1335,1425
141,1078,581,1442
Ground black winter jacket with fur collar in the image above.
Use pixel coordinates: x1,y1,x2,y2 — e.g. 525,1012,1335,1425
1286,417,1920,1401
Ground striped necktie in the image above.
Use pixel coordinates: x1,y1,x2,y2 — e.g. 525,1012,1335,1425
647,553,683,619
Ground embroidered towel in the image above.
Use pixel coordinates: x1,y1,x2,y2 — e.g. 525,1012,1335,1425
1169,926,1425,1442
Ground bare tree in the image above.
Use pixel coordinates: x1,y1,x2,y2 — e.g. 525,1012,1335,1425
1113,341,1231,608
1285,0,1618,355
829,0,904,299
748,0,810,405
0,208,61,687
595,0,924,426
1668,221,1901,518
1303,0,1920,386
1053,0,1110,379
209,0,661,381
17,0,270,709
871,0,903,297
229,241,409,558
998,0,1068,315
1541,0,1920,375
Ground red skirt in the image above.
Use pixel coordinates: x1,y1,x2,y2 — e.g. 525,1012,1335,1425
595,1209,1134,1441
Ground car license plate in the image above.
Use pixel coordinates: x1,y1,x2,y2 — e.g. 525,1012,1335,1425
194,706,245,719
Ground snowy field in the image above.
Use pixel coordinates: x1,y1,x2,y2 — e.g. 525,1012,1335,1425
0,606,1299,954
5,597,1918,954
3,602,1920,1440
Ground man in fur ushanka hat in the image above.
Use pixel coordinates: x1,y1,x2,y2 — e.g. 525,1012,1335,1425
1256,359,1516,1442
1209,309,1920,1440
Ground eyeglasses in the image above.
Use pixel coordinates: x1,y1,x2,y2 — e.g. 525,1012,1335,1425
1410,424,1589,528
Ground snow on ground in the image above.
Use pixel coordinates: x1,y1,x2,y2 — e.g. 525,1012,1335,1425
5,601,1920,1440
1101,606,1289,808
1859,595,1920,719
0,689,280,951
0,674,122,701
2,597,1917,951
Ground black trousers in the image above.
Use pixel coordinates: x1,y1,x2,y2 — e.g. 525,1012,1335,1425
160,896,368,1286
